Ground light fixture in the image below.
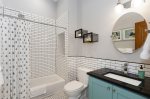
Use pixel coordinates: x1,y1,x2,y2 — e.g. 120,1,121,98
131,0,145,8
140,30,150,60
115,0,124,13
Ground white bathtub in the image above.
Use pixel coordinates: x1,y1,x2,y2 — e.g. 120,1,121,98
30,74,65,98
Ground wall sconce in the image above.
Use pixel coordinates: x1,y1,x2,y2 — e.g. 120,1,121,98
115,0,124,13
140,30,150,60
131,0,145,8
115,0,146,12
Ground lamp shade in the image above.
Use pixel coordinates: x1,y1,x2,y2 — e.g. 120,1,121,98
140,33,150,60
131,0,145,8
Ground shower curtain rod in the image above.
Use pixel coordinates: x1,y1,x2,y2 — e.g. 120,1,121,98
0,7,67,30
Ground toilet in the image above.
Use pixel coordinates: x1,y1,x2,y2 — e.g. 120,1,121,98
64,67,92,99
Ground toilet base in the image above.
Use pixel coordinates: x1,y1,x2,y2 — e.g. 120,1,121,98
68,94,81,99
68,97,79,99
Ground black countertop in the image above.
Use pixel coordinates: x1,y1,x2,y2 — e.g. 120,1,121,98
87,68,150,97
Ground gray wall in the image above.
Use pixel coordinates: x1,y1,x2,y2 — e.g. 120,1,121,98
70,0,150,64
1,0,56,18
56,0,81,55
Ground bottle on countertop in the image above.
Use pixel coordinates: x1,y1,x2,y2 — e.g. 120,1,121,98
138,65,145,79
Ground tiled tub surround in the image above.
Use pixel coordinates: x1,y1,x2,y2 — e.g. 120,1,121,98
30,16,56,79
67,56,150,81
56,12,69,82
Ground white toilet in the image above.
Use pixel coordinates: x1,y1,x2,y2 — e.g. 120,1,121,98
64,67,92,99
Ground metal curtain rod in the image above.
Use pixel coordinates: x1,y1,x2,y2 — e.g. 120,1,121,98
0,6,67,30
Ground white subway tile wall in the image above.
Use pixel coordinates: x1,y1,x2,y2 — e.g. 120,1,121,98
30,22,56,78
29,13,56,79
56,12,69,82
145,65,150,77
68,56,150,81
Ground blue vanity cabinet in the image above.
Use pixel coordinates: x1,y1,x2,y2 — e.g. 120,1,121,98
89,77,112,99
89,76,148,99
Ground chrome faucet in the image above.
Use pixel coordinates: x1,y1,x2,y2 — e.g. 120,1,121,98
123,62,128,74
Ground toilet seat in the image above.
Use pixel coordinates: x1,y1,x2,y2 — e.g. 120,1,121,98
64,81,84,92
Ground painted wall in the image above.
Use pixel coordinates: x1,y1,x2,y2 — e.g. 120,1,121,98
1,0,56,18
70,0,150,64
56,0,81,56
56,0,68,18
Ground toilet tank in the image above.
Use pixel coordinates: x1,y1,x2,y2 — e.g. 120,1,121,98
77,67,92,86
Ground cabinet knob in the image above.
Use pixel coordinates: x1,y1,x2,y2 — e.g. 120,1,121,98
112,89,116,93
107,87,110,91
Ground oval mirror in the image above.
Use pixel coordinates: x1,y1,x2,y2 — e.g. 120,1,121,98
112,12,148,54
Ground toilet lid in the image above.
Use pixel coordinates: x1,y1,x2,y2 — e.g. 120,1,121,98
64,81,84,92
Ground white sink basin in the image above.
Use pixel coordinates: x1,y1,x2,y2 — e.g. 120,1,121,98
104,73,142,86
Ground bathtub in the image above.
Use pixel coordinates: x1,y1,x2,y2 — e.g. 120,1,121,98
30,74,65,99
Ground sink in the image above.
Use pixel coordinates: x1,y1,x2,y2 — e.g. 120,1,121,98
104,73,142,86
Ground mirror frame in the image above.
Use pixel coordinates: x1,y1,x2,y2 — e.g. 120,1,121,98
112,12,148,54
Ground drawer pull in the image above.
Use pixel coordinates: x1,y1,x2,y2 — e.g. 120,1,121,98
113,89,116,93
107,87,110,91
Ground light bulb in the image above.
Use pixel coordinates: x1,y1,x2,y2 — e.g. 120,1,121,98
131,0,145,8
115,3,124,13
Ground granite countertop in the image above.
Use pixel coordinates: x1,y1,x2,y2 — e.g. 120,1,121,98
87,68,150,97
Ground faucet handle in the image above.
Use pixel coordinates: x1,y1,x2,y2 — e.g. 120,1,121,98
124,62,128,66
122,62,128,74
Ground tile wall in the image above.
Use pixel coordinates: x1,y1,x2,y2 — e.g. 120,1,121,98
28,13,56,79
56,12,69,82
67,56,150,81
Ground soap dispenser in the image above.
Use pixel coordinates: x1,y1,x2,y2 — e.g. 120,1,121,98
123,63,128,74
138,65,145,79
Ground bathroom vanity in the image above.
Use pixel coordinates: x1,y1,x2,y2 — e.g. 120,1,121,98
88,68,150,99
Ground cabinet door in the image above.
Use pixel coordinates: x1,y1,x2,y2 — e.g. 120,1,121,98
89,77,112,99
113,86,148,99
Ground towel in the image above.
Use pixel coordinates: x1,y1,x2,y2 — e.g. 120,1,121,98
118,48,133,53
0,66,4,87
30,84,47,98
